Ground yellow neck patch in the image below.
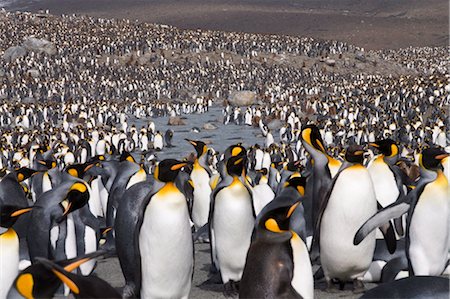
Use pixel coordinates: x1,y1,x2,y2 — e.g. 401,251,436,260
16,273,34,299
157,182,179,196
1,228,17,240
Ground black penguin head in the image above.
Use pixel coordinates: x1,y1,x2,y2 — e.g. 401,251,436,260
226,155,247,177
257,168,268,176
224,143,246,160
420,148,449,171
65,163,95,178
370,139,399,157
345,145,365,164
301,124,327,154
258,202,300,238
0,205,32,228
15,253,103,299
36,159,57,169
284,160,302,172
185,139,207,157
15,167,37,182
57,182,90,223
154,159,187,182
283,176,307,196
119,151,135,163
14,261,60,299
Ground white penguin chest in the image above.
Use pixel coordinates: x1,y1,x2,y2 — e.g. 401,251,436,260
0,229,19,299
139,184,193,298
290,233,313,299
368,158,399,207
409,173,450,275
213,178,254,282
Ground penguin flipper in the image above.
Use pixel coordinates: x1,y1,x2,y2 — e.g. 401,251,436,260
376,201,397,254
354,202,410,246
380,256,409,283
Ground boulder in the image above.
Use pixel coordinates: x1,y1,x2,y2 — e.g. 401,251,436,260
267,119,283,130
26,69,40,78
167,116,186,126
3,46,26,62
325,59,336,66
203,122,218,130
22,37,56,55
228,91,257,106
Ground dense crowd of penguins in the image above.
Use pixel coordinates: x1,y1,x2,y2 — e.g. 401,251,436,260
0,9,449,299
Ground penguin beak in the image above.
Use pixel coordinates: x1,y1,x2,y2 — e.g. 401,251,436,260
354,150,365,156
185,139,197,146
84,164,94,172
436,153,450,160
170,163,187,171
287,202,300,218
61,199,72,217
234,158,244,165
11,207,32,217
52,269,80,294
369,143,379,148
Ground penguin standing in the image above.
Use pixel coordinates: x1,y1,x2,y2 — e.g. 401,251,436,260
367,139,406,208
240,201,313,299
252,168,275,215
318,145,377,292
0,205,32,299
138,159,193,298
186,139,212,230
355,147,450,277
209,147,254,293
153,131,163,151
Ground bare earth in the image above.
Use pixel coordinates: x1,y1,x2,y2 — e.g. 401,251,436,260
6,0,449,50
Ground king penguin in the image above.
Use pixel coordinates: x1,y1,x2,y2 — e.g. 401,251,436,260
240,202,313,299
318,145,377,292
186,139,212,230
209,146,254,294
138,159,193,299
0,205,32,299
355,147,450,277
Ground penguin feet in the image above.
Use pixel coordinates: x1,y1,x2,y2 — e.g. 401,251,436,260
352,279,366,294
122,284,137,299
324,280,339,293
223,280,239,297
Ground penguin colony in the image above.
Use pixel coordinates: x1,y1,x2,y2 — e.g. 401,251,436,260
0,10,449,299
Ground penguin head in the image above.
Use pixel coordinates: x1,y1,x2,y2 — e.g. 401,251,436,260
119,151,135,163
14,253,103,299
185,139,207,157
420,147,449,171
369,139,399,157
226,155,247,177
344,145,365,164
65,163,95,178
259,202,301,240
0,205,32,229
36,159,57,169
57,182,90,223
301,124,327,154
15,167,37,182
14,261,59,299
283,176,307,196
154,159,187,182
